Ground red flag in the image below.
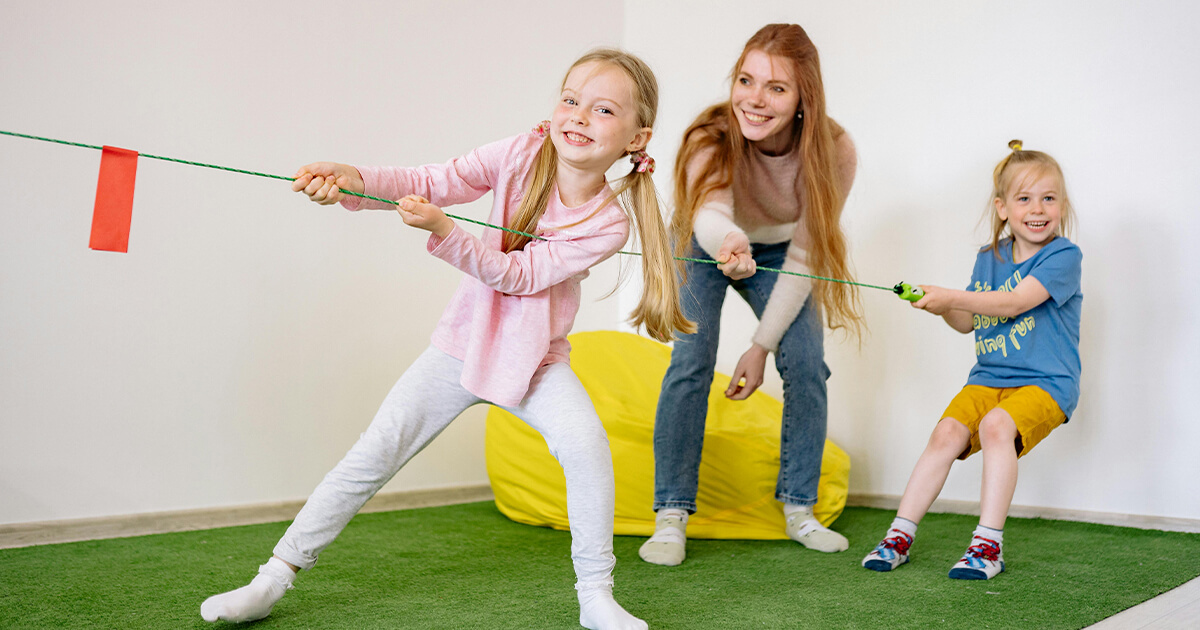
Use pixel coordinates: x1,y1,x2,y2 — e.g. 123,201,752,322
90,146,139,252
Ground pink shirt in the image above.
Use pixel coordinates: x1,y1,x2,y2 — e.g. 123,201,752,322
341,132,630,406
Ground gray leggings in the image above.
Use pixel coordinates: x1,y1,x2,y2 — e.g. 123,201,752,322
273,345,617,588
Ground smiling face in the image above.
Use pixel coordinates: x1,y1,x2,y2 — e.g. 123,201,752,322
731,49,802,155
995,166,1064,260
550,61,652,176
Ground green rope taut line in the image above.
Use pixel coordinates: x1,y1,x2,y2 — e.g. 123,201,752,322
616,250,894,292
0,129,528,239
1,129,899,293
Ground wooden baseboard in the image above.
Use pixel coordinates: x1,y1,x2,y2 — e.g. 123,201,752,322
5,487,1195,550
847,493,1200,534
0,484,494,550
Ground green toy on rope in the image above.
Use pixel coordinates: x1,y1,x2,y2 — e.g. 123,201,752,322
893,283,926,302
2,128,924,302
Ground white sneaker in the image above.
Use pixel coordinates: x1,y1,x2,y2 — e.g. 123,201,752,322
948,536,1004,580
638,512,687,566
862,529,913,572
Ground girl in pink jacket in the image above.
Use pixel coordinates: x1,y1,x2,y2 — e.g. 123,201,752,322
201,49,691,630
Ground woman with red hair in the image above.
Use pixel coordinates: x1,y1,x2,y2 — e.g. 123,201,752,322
641,23,861,566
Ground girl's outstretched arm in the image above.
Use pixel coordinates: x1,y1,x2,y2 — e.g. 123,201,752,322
913,278,1052,333
345,136,519,212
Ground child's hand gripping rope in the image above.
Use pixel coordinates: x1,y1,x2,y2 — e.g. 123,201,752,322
396,195,454,238
291,162,364,204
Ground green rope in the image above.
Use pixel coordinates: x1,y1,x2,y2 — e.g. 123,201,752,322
0,130,529,239
1,129,893,291
618,250,894,291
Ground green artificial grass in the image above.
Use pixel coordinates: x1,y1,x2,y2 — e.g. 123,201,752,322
1,503,1197,629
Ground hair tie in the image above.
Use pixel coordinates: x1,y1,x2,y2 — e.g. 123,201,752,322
1008,139,1023,152
629,150,655,174
532,120,551,138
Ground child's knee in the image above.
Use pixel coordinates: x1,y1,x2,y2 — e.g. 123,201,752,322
544,423,610,464
928,418,969,453
978,410,1017,446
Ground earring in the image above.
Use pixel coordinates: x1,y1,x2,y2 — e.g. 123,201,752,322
796,110,804,120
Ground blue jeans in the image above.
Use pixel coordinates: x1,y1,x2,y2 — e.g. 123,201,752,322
653,238,830,512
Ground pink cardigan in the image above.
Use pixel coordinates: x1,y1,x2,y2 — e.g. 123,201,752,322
341,132,630,406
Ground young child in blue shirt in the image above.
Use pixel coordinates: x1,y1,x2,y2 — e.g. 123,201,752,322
862,140,1082,580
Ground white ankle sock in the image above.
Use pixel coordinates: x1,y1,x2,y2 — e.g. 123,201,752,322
638,508,688,566
783,503,812,519
200,557,295,623
578,584,648,630
974,524,1003,544
653,508,688,531
891,517,918,539
783,503,849,553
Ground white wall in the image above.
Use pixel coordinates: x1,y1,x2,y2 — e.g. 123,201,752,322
4,0,1197,528
625,0,1200,522
0,1,624,525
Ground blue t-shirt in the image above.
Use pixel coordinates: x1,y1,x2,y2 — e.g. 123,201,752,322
965,237,1083,418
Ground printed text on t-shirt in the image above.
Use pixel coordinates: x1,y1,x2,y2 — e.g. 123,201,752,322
973,270,1036,359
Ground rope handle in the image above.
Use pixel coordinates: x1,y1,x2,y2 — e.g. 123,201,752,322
893,283,925,302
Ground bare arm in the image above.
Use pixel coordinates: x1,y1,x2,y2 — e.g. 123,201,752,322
914,276,1052,333
939,310,976,334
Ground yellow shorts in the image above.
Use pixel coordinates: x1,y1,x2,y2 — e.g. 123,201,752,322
941,385,1066,460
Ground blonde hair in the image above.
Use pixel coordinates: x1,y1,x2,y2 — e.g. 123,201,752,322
669,24,862,336
502,48,693,341
986,139,1075,258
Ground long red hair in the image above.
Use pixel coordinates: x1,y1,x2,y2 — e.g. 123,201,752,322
670,24,862,334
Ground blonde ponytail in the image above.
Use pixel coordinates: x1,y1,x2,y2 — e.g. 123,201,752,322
985,139,1074,259
506,48,693,341
613,166,695,341
503,136,558,253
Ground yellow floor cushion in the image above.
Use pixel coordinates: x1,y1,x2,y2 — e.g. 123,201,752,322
485,330,849,539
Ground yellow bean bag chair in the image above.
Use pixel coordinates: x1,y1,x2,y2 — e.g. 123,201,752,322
485,330,849,539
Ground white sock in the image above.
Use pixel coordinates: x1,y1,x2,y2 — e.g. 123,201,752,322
891,517,918,539
638,508,688,566
200,557,295,623
783,503,812,520
974,524,1003,544
654,508,688,530
783,503,849,553
578,584,648,630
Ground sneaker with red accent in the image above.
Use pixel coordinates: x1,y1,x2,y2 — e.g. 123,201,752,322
861,529,914,572
948,536,1005,579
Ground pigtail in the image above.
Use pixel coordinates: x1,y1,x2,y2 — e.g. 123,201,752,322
615,166,695,341
525,48,692,340
503,136,558,253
